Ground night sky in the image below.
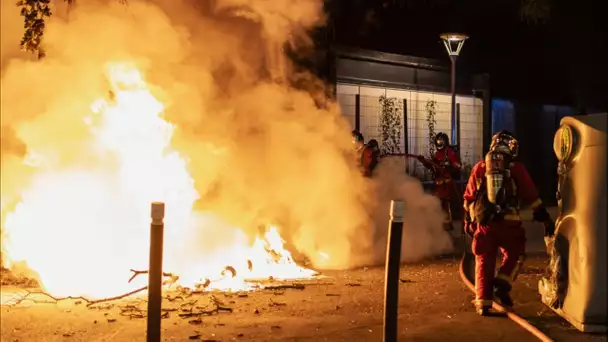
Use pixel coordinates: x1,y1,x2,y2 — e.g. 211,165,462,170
322,0,608,110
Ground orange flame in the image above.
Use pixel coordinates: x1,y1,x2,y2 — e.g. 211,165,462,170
1,62,318,298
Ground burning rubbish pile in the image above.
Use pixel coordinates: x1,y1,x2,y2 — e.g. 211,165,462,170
1,0,452,304
1,63,319,300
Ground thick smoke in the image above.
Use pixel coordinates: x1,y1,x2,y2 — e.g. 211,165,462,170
361,157,454,266
0,0,451,275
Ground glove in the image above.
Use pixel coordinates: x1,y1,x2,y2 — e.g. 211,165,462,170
533,206,551,223
464,210,472,223
543,219,555,237
417,155,426,163
464,220,476,238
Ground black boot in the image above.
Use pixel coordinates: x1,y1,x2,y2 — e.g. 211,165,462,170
476,306,490,316
493,278,514,308
473,300,491,316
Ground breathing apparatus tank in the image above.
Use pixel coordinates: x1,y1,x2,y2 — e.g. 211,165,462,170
484,150,510,209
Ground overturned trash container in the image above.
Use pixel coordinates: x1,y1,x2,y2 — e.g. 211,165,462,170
539,113,607,333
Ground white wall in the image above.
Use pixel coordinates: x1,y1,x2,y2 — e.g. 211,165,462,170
336,83,483,178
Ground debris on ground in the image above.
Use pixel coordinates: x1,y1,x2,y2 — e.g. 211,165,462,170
0,268,39,287
268,299,286,307
188,318,203,325
263,284,305,291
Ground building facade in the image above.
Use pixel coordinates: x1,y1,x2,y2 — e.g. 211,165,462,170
331,46,491,180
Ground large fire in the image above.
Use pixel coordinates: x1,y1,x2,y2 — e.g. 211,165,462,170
1,62,318,299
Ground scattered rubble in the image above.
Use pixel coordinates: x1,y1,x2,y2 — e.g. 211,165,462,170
0,268,39,287
263,284,305,291
268,299,286,307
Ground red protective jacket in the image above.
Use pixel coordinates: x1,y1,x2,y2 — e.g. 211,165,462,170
361,145,379,177
463,160,542,221
434,147,461,179
432,147,461,199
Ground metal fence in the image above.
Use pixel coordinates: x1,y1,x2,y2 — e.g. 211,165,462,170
337,93,357,129
338,88,484,182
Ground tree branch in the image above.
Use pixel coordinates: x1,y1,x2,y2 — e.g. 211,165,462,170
1,270,179,307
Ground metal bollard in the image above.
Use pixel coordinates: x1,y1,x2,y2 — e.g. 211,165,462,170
383,200,405,342
147,202,165,342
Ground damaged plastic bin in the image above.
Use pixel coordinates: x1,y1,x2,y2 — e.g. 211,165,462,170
539,113,607,333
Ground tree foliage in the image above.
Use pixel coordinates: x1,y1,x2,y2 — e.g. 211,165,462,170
17,0,84,58
519,0,552,24
17,0,54,58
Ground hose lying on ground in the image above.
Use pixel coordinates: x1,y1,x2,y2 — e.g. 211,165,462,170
458,246,554,342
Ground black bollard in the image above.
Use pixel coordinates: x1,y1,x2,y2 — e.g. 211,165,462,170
383,200,405,342
147,202,165,342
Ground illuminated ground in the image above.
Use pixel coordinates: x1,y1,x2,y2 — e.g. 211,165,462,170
1,259,604,341
1,216,606,342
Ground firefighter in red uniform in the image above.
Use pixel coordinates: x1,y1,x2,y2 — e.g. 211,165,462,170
462,131,552,315
419,132,461,231
352,130,380,177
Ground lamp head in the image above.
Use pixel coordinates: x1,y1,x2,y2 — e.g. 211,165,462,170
440,33,469,56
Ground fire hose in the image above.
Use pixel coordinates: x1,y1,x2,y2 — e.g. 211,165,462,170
405,153,440,173
459,232,554,342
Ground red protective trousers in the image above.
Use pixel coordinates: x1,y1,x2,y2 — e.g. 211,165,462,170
434,147,460,223
463,160,541,304
435,179,454,223
472,220,526,302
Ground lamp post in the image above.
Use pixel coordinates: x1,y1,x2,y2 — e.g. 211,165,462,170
440,33,468,148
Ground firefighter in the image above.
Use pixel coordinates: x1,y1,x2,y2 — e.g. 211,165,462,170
363,139,380,177
419,132,461,231
463,130,552,315
352,130,380,177
433,132,461,179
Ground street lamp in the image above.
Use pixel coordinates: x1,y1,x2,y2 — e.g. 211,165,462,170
440,33,468,148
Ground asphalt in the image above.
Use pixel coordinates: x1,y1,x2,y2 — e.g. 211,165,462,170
2,252,605,342
1,208,606,342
